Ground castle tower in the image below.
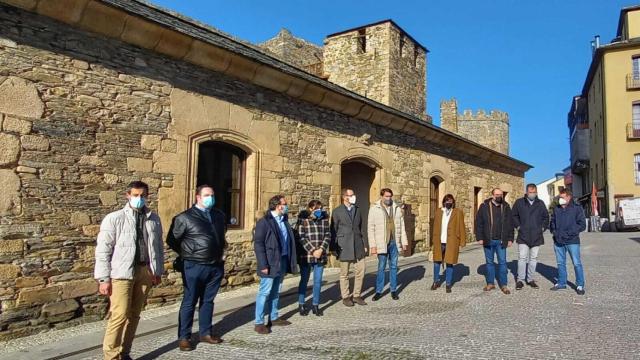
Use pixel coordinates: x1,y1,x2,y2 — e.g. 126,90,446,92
322,20,428,121
439,99,510,155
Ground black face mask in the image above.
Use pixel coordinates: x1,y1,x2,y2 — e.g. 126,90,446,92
494,197,503,204
444,203,453,209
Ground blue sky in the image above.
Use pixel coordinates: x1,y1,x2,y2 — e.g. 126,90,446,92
152,0,633,185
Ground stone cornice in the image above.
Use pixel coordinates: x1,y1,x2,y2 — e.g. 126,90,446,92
1,0,532,174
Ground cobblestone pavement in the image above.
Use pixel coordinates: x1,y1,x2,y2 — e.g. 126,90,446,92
17,233,640,359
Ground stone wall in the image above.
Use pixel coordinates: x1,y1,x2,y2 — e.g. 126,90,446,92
387,26,427,120
323,23,391,106
0,6,523,340
439,98,510,155
258,29,323,71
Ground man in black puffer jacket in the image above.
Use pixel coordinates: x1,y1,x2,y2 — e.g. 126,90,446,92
512,183,549,290
167,185,227,351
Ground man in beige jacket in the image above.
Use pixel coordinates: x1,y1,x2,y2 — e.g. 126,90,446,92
368,188,408,301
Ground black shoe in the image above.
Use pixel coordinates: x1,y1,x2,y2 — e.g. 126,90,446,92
550,284,566,291
445,286,452,293
430,282,440,291
527,281,539,289
372,293,383,301
576,286,585,295
311,305,323,316
516,281,524,290
298,304,308,316
391,292,399,300
121,355,133,360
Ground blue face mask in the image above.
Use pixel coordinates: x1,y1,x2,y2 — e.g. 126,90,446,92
202,195,215,209
129,196,145,209
313,209,323,218
282,205,289,215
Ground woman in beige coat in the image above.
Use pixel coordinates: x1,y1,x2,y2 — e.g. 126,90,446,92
430,194,466,293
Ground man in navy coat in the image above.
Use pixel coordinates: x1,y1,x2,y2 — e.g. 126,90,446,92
253,194,298,334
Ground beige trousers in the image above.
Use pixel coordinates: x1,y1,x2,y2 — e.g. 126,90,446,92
339,259,365,299
103,265,153,360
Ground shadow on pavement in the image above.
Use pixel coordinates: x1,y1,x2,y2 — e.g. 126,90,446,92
137,261,427,358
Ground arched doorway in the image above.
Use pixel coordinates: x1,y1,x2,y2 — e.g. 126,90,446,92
196,141,246,229
429,176,443,233
341,159,377,225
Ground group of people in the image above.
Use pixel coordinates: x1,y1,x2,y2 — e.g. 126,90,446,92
93,181,587,359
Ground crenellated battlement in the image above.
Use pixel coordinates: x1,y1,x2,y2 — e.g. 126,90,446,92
459,109,509,123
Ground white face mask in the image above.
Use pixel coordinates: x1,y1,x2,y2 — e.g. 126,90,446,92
348,195,356,205
558,198,568,206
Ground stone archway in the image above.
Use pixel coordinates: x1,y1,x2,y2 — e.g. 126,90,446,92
340,156,382,230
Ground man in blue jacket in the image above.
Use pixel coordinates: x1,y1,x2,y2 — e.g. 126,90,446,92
550,189,586,295
253,194,298,334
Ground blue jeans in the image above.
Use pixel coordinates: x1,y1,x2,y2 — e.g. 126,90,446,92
178,261,224,340
434,244,453,286
484,240,507,287
554,243,585,288
255,256,288,325
298,262,324,305
376,241,399,294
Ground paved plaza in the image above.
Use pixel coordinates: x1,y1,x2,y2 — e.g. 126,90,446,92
2,232,639,360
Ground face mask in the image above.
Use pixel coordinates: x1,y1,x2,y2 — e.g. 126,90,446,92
494,197,503,204
383,199,393,206
282,205,289,215
444,203,453,209
129,196,145,209
558,198,568,206
313,209,323,218
348,195,357,205
527,194,537,201
202,195,214,209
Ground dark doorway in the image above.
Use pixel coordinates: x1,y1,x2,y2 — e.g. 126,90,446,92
197,141,246,228
341,160,376,226
474,186,482,232
429,177,442,233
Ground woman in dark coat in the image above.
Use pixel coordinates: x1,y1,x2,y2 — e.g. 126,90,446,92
430,194,467,293
295,200,330,316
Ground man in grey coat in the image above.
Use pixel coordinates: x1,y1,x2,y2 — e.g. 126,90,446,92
331,188,368,307
95,181,164,360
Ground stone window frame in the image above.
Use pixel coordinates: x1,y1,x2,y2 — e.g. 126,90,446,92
186,130,261,232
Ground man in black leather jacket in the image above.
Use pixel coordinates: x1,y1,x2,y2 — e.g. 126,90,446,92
167,185,226,351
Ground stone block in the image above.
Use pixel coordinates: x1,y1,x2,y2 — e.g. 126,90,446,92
78,155,107,167
15,276,45,288
60,278,97,299
0,77,44,118
262,177,281,193
82,225,100,237
0,169,21,216
16,166,36,174
0,133,20,165
70,212,91,227
2,116,32,134
99,191,117,206
141,134,161,150
141,177,160,189
0,264,20,280
261,154,283,172
248,120,280,155
0,240,23,255
155,29,192,59
41,168,62,180
36,0,89,24
78,1,126,38
121,14,164,49
72,59,89,69
152,151,183,174
20,135,49,151
103,173,119,184
42,299,79,317
160,139,177,152
17,286,60,305
127,157,152,172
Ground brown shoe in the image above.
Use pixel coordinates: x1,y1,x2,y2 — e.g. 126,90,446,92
430,282,440,291
500,286,511,295
352,297,367,306
268,318,291,327
254,324,270,334
178,339,193,351
342,297,355,307
483,284,496,291
200,335,223,344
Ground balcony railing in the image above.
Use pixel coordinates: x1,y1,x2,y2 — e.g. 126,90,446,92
627,74,640,90
628,122,640,139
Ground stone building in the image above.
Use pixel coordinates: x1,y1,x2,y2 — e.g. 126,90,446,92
0,0,529,339
440,98,510,155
